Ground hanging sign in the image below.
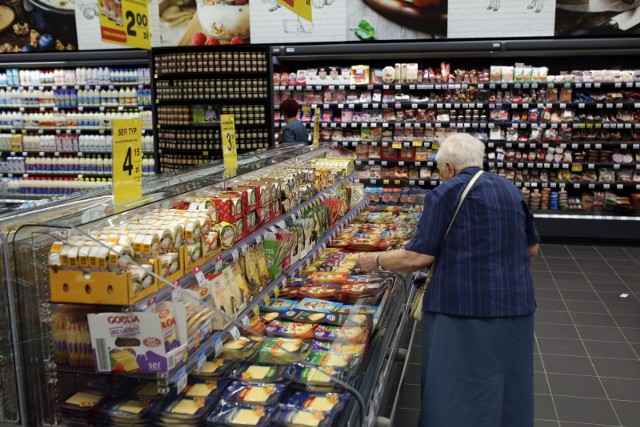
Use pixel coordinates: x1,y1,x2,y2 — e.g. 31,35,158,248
99,0,152,50
112,118,142,203
220,114,239,169
313,107,320,148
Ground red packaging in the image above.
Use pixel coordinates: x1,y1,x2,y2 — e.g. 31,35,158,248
209,195,244,222
245,210,259,234
233,216,246,240
257,204,272,225
246,181,271,207
225,186,258,212
271,199,282,221
381,146,399,160
399,146,415,161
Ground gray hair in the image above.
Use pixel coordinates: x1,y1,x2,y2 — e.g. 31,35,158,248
437,133,485,169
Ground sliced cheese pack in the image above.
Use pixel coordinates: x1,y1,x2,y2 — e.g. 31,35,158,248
253,338,312,365
221,381,287,407
181,379,229,400
229,363,289,383
286,364,347,391
285,391,349,415
273,406,337,427
191,358,236,380
207,399,274,426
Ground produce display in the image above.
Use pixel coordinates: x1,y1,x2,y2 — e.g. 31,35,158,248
50,198,423,427
274,62,640,213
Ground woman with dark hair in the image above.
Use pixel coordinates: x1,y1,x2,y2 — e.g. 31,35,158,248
280,98,309,144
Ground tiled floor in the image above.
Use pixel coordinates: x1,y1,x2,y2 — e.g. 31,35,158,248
392,243,640,427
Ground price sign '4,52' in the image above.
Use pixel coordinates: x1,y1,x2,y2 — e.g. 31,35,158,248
220,114,238,170
112,118,142,204
99,0,151,50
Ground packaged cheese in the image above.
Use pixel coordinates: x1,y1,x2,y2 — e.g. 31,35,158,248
264,320,317,340
285,391,349,415
221,381,287,406
230,363,289,383
207,400,274,426
253,338,312,365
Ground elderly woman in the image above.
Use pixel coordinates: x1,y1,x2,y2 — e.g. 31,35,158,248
357,133,540,427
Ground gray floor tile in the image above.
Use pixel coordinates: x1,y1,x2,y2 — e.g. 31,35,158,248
538,338,587,356
555,280,593,291
605,302,640,316
577,326,628,343
564,300,609,314
394,408,420,427
536,324,579,340
549,265,584,274
592,358,640,379
598,291,639,303
535,372,551,395
538,299,571,311
537,280,560,290
553,396,618,425
601,377,640,401
535,420,560,427
583,340,639,359
613,315,640,329
611,400,640,427
554,273,588,282
559,423,618,427
611,267,640,276
538,289,563,299
536,311,573,325
590,281,633,293
622,328,640,344
532,264,552,272
398,384,421,410
560,290,602,302
547,374,607,399
585,273,624,284
534,272,555,282
535,394,558,420
579,265,615,274
542,355,597,376
571,312,617,327
632,344,640,357
535,353,544,372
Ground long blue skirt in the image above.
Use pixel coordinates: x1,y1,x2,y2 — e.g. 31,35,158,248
419,313,534,427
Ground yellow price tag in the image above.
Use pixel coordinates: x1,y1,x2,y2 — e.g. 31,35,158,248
263,295,271,306
313,107,320,149
392,141,403,149
220,114,238,169
412,140,423,147
223,168,237,179
571,164,583,172
112,118,142,204
383,179,389,184
99,0,151,50
277,0,312,21
252,305,260,316
273,286,280,298
432,143,440,150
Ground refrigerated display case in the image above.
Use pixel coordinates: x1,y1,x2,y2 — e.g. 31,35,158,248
270,38,640,241
5,143,423,426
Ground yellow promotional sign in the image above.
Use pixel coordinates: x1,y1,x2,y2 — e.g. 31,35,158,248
99,0,151,50
313,107,320,149
277,0,312,21
220,114,239,169
112,118,143,204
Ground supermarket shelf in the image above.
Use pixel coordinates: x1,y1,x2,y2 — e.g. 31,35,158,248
273,81,640,91
355,159,435,167
155,71,268,79
0,105,150,111
156,123,267,130
0,83,149,90
276,121,488,129
0,151,153,156
489,122,640,129
532,211,640,220
486,141,640,149
0,128,153,134
487,101,640,109
514,181,640,190
275,101,486,110
159,197,369,387
2,172,112,178
334,140,435,148
133,172,357,311
155,97,268,105
486,161,639,170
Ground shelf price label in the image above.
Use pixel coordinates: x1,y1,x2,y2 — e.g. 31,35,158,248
220,114,238,169
277,0,312,21
112,118,142,204
99,0,151,50
313,107,320,149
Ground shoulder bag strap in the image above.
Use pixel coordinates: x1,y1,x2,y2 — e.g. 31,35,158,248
426,170,484,275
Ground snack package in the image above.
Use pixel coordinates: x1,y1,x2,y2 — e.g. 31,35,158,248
253,338,313,364
273,406,337,427
208,400,275,426
182,379,229,400
284,391,349,415
222,381,287,406
295,298,343,313
279,309,348,326
264,320,317,340
192,358,236,379
229,363,289,383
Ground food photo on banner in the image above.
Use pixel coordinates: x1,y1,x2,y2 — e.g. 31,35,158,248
158,0,250,46
346,0,448,41
0,0,78,53
555,0,640,35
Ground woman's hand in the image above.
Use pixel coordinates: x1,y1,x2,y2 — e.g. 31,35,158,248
356,253,378,273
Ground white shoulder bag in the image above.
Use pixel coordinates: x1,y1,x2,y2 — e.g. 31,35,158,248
410,170,484,321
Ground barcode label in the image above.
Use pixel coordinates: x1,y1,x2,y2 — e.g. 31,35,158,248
168,353,176,369
95,338,110,372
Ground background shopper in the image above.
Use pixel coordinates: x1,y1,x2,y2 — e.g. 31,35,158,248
356,133,540,427
280,98,309,144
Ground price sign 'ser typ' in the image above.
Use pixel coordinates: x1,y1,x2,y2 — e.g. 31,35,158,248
112,118,142,204
220,114,238,169
99,0,151,50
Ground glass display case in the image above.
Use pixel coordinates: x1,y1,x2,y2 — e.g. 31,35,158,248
7,143,423,426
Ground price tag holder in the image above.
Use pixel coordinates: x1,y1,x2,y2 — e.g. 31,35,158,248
220,114,238,169
99,0,151,49
194,266,205,285
176,367,188,393
229,326,240,340
214,335,223,357
196,350,206,373
112,117,142,204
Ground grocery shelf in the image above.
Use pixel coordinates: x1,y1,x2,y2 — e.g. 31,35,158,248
133,172,357,311
1,172,112,178
276,121,489,129
275,101,486,110
154,71,268,80
489,122,640,129
0,128,153,134
159,195,369,388
487,101,640,109
155,97,268,105
0,151,154,157
156,123,267,130
0,83,149,90
273,81,640,91
355,159,435,167
486,141,640,149
0,105,150,111
486,161,639,170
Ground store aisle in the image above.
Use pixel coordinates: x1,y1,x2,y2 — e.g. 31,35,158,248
393,243,640,427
